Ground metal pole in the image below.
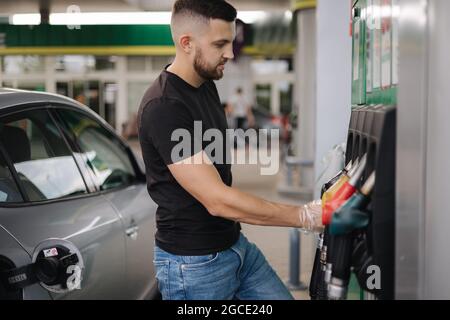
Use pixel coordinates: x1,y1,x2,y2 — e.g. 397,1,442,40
286,228,307,291
295,7,316,191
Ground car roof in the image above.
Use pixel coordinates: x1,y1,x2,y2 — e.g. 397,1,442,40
0,88,88,111
0,87,103,120
0,88,121,140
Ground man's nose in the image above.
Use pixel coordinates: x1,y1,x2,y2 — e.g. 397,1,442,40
223,45,234,60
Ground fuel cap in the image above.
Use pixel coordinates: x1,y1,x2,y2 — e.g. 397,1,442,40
32,239,84,294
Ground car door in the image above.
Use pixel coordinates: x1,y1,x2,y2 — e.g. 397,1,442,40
0,106,128,299
0,151,51,300
102,171,158,300
54,107,158,300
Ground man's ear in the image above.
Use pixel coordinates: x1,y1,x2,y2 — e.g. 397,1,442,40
179,34,193,54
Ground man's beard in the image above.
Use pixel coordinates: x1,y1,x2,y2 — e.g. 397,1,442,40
194,49,225,81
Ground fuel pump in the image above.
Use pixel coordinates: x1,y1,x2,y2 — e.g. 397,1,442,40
0,239,84,294
310,159,357,299
327,172,375,300
323,155,367,287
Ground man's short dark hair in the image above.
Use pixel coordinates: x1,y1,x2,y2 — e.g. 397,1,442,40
172,0,237,22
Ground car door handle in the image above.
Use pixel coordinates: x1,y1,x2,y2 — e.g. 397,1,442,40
125,226,139,240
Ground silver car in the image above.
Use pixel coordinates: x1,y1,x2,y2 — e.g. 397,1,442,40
0,88,159,300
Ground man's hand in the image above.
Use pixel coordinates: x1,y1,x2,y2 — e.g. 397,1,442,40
299,200,324,233
168,151,324,232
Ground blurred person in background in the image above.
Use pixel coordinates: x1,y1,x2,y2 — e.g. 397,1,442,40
226,87,255,130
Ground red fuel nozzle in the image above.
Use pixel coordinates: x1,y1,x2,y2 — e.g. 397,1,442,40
322,154,367,225
321,159,359,210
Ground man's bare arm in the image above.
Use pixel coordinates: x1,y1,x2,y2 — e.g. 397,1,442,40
168,152,322,230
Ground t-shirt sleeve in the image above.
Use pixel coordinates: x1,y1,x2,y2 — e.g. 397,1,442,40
139,98,203,165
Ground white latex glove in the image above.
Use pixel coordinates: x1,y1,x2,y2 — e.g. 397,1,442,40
298,200,324,233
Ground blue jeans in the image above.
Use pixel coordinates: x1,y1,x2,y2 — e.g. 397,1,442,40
153,233,294,300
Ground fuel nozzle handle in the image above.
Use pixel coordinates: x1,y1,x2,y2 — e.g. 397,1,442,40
327,235,353,300
360,171,375,197
347,157,360,178
348,154,367,186
330,172,375,236
322,155,368,225
321,159,359,212
322,160,353,194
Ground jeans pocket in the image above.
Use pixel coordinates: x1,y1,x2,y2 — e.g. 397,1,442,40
180,252,220,270
153,260,170,300
180,252,235,300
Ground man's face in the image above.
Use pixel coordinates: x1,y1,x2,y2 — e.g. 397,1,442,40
192,19,236,81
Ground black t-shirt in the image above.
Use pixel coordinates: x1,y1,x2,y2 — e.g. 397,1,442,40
138,67,241,255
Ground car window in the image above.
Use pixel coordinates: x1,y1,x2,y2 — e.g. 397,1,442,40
0,151,23,203
57,109,136,191
0,110,88,202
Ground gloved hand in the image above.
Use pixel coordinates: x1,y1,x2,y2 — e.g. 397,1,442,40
298,200,324,233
